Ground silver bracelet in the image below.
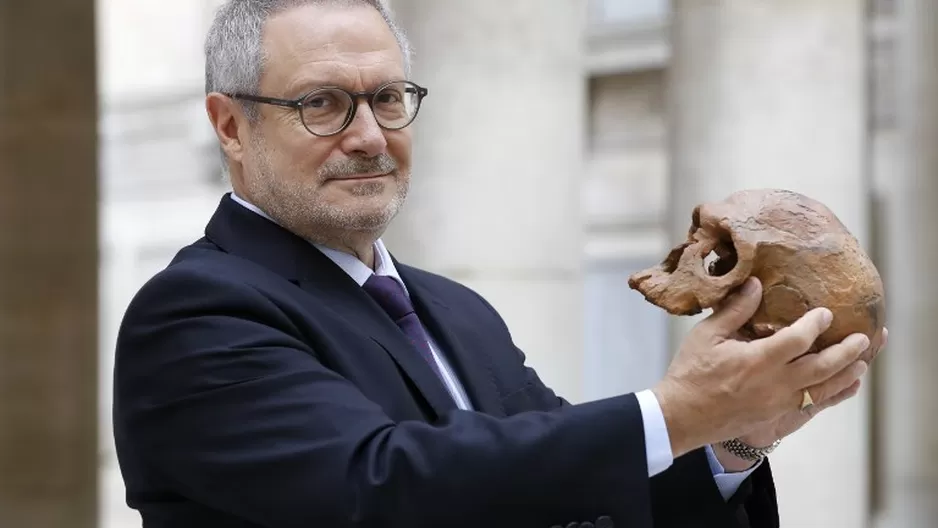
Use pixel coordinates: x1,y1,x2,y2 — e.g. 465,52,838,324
720,438,782,462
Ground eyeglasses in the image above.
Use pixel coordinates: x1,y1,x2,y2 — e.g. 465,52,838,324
226,80,428,137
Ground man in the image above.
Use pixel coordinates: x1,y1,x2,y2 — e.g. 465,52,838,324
112,1,885,527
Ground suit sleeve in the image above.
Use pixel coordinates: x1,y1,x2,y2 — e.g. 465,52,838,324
504,349,778,527
114,268,657,528
471,291,780,528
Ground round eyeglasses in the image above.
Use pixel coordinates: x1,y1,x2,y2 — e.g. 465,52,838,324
226,80,428,137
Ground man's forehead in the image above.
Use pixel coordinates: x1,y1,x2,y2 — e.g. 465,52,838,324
262,3,404,84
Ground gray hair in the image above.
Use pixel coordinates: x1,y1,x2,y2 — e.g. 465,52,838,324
203,0,412,178
204,0,412,122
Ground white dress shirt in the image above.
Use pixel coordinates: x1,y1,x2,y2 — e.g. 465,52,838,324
229,192,759,500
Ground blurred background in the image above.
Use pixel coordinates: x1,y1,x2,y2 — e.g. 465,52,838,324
1,0,935,526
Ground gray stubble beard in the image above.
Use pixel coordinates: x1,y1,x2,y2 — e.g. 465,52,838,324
244,134,410,248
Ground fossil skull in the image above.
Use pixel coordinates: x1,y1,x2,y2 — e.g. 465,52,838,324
628,189,885,362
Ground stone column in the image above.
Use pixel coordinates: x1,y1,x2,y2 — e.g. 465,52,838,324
386,1,588,402
0,1,99,527
667,2,870,526
875,0,938,525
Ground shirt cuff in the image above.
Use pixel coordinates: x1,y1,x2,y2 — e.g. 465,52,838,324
704,443,763,501
635,389,674,477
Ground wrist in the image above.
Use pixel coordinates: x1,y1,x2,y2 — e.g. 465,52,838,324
712,442,759,472
652,380,706,458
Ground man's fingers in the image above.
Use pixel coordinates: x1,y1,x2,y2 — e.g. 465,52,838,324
805,359,867,405
702,278,762,339
817,379,863,412
798,378,862,419
788,333,869,389
758,307,834,362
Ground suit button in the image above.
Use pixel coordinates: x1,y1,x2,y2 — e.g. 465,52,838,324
580,523,595,528
595,516,614,528
566,523,579,528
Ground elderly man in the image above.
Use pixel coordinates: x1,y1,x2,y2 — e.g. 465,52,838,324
112,1,884,527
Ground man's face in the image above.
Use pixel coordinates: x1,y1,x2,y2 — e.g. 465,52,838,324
240,3,412,245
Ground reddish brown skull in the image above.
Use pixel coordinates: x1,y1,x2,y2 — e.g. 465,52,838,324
628,189,885,362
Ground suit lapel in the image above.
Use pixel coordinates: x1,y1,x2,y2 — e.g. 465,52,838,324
204,194,457,419
296,271,458,419
398,266,507,418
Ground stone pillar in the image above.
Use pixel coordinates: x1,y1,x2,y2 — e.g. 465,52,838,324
386,1,588,402
0,1,99,527
875,0,938,525
667,2,869,526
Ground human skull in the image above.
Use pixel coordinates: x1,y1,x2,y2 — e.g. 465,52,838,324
628,189,885,362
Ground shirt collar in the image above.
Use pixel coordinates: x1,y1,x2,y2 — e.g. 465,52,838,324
228,191,409,294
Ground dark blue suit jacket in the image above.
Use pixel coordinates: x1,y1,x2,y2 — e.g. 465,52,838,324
112,194,779,528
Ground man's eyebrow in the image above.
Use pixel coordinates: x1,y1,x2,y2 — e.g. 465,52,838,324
283,74,354,96
284,74,407,97
284,79,340,96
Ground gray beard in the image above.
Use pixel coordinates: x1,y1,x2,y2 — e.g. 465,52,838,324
243,135,409,247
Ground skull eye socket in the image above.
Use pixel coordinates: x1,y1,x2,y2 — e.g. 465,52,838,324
706,237,738,276
691,204,740,277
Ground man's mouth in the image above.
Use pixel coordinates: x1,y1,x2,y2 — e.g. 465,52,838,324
329,171,392,181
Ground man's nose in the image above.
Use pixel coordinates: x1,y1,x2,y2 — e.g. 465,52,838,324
340,101,388,158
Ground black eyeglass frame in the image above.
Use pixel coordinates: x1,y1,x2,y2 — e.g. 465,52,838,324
225,80,429,137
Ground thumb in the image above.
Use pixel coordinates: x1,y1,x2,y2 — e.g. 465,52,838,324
702,277,762,338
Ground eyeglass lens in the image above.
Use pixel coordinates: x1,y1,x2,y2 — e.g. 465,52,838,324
300,81,420,135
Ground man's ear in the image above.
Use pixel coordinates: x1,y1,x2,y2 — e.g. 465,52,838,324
206,93,248,165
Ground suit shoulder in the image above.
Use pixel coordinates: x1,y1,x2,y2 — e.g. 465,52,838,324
122,238,281,320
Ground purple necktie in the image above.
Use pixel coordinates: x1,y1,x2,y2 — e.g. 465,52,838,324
362,274,445,382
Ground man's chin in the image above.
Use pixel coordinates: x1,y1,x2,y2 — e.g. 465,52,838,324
325,201,403,231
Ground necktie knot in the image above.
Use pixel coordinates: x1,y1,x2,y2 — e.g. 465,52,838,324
362,274,414,321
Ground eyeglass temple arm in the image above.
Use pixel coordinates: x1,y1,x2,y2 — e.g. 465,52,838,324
225,93,300,108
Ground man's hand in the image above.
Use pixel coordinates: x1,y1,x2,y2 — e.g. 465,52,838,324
652,277,873,458
710,327,886,471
